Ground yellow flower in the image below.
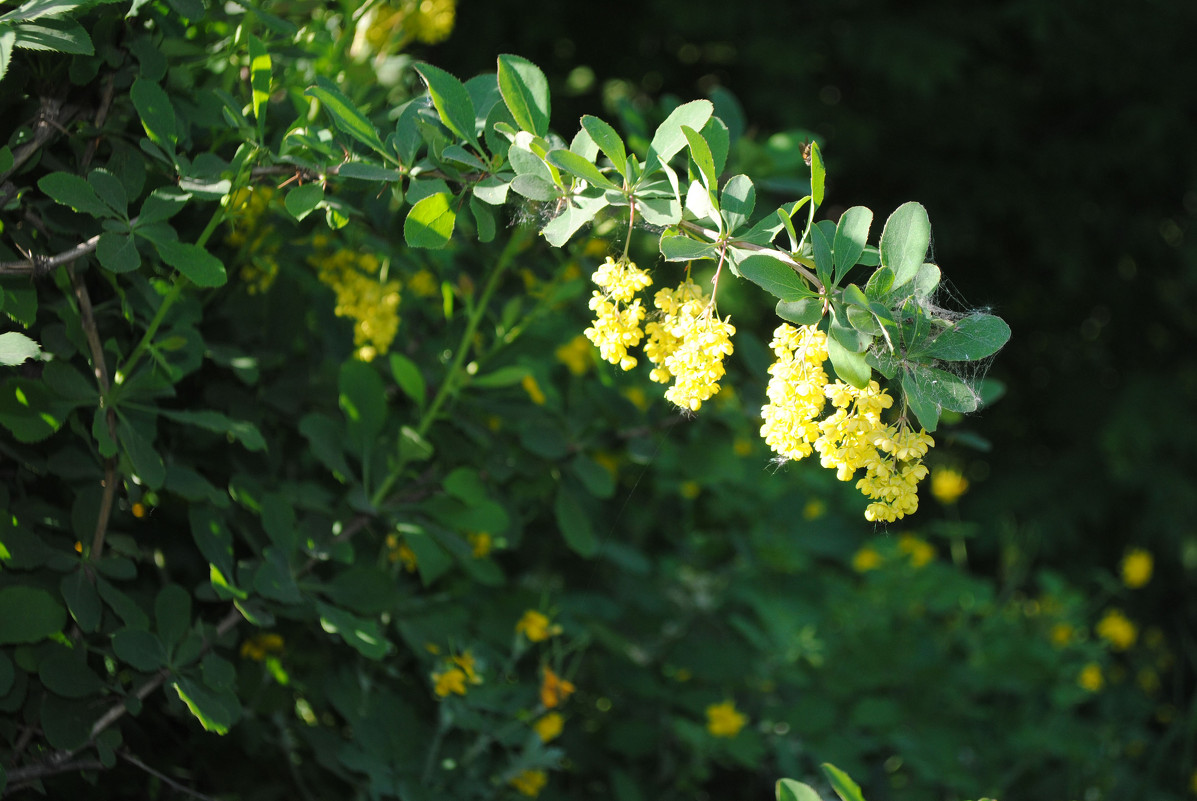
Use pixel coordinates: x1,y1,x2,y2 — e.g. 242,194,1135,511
468,531,492,558
1049,623,1074,648
533,712,564,742
802,498,826,520
1120,548,1153,589
852,546,882,572
516,610,562,643
680,480,701,500
733,437,754,457
1096,608,1138,651
622,385,649,411
386,535,419,573
898,534,936,567
1078,662,1103,692
408,268,438,298
432,667,468,698
540,665,575,709
555,334,593,375
508,769,547,798
930,466,969,504
521,374,547,405
240,633,284,661
644,279,734,411
584,257,651,371
705,700,747,738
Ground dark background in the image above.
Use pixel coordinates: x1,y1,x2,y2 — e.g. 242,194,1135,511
436,0,1197,609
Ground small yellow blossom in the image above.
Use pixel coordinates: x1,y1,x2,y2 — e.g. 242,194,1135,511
451,651,483,685
705,700,747,738
240,633,285,661
405,0,456,45
533,712,564,742
508,769,548,798
852,546,882,572
930,466,969,504
584,257,651,371
622,385,650,411
522,374,547,405
555,335,593,375
733,437,754,457
1120,548,1153,589
386,535,419,573
680,481,701,500
516,610,562,643
407,268,438,298
540,665,575,709
432,667,467,698
1078,662,1103,692
802,498,826,520
898,533,936,567
644,279,735,411
468,531,492,558
1096,608,1138,651
1049,623,1074,648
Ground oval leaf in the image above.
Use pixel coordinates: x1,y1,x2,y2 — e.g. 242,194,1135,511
497,54,550,138
737,254,815,302
0,586,66,644
832,206,872,279
880,201,930,288
414,61,478,146
404,192,457,249
923,313,1011,361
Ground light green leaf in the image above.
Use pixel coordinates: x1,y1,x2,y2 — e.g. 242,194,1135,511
0,1,84,23
638,196,682,226
156,240,226,287
173,676,239,734
96,232,140,273
541,191,609,247
546,148,619,190
736,254,815,301
702,116,730,176
659,233,717,262
832,206,872,281
555,485,597,557
130,77,177,150
38,171,113,218
316,601,390,660
404,192,457,249
510,174,556,202
880,201,931,288
339,359,386,452
776,778,824,801
822,764,866,801
809,140,825,209
811,220,834,289
720,174,755,233
645,100,714,174
775,298,824,326
682,125,716,189
414,61,478,145
337,162,402,181
305,76,387,156
904,364,978,418
284,183,323,221
0,331,39,366
156,408,265,451
11,15,92,54
496,53,550,138
0,586,66,644
389,352,426,409
581,115,628,180
247,34,270,128
826,333,871,389
921,313,1011,361
472,175,510,205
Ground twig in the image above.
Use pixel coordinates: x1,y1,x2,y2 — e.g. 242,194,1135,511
119,751,223,801
678,218,823,291
3,756,105,793
0,97,84,184
0,231,103,277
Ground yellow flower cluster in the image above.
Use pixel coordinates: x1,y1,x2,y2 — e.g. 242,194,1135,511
540,665,576,709
930,465,969,504
1078,662,1104,692
1096,608,1138,651
309,246,401,362
239,632,284,661
225,186,280,294
760,323,934,522
644,280,735,412
705,700,747,737
584,257,652,371
431,650,482,698
508,769,547,798
516,609,562,643
1121,548,1153,589
533,711,564,742
361,0,456,52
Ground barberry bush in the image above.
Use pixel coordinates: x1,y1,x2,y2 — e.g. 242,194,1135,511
0,1,1187,800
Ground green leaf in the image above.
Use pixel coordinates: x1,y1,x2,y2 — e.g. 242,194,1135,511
253,546,302,604
0,586,66,644
570,455,615,499
702,116,730,176
156,240,226,287
645,100,714,174
775,297,824,326
414,61,478,145
659,233,717,262
137,187,189,224
811,220,834,289
38,171,113,218
247,34,270,128
0,331,39,366
189,507,235,588
389,352,426,409
299,413,352,480
154,583,191,648
11,16,93,54
39,646,103,698
95,576,149,628
305,76,387,156
468,194,496,243
172,676,239,734
130,77,177,151
40,693,91,750
809,140,825,209
87,168,128,216
542,191,609,247
0,377,71,442
510,174,556,202
117,417,164,489
323,566,396,615
0,28,12,84
581,115,628,180
912,261,940,299
337,162,402,181
921,313,1011,361
316,601,390,660
720,174,755,233
113,627,168,671
822,764,866,801
284,183,323,221
496,54,550,138
903,363,978,419
339,359,386,456
156,409,265,451
682,125,716,189
260,493,297,553
545,149,619,190
880,201,931,288
776,778,824,801
0,1,86,24
404,192,457,249
638,196,682,227
832,206,872,281
826,333,871,389
60,570,101,632
736,254,815,301
555,485,597,557
472,175,510,205
96,232,140,273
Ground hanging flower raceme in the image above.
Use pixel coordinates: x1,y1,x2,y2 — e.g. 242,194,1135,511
644,279,736,412
583,257,652,371
760,323,831,459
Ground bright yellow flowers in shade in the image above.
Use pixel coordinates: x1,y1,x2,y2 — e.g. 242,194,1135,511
432,667,467,698
1120,548,1153,589
1049,623,1074,648
898,534,936,567
516,610,562,642
851,546,882,572
705,700,747,737
467,531,492,558
1078,662,1104,692
239,633,284,661
540,666,576,709
521,374,547,405
508,769,548,797
1096,608,1138,651
555,334,593,375
930,466,970,504
533,712,564,742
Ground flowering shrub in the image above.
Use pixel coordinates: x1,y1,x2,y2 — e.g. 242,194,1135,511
0,1,1188,800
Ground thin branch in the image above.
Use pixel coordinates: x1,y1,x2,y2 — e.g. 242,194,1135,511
0,231,103,277
0,97,84,184
3,757,105,793
119,751,224,801
678,218,824,291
